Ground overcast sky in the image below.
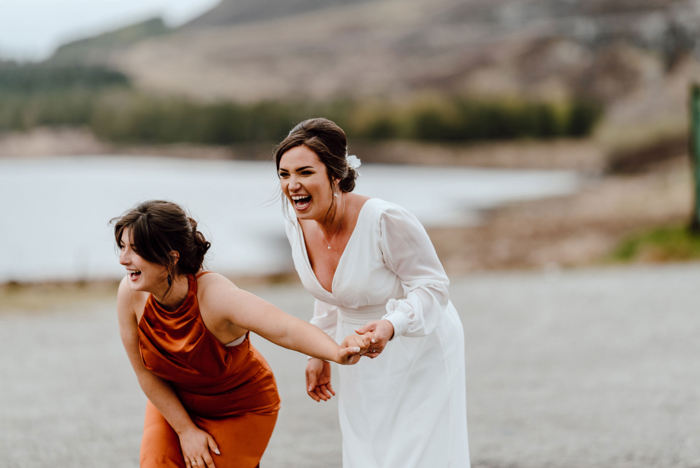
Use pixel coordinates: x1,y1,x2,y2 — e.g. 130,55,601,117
0,0,220,61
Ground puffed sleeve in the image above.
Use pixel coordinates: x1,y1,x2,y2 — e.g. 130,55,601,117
380,206,450,338
310,299,338,340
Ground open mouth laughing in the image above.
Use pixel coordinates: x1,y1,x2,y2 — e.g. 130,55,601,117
128,269,142,281
291,195,311,210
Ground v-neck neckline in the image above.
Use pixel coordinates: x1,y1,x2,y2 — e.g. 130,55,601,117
297,198,374,296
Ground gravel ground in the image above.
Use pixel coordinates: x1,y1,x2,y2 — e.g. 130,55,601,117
1,263,699,467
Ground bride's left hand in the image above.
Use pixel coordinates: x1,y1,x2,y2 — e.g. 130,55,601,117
355,319,394,359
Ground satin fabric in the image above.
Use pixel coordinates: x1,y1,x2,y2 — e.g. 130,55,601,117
138,273,280,468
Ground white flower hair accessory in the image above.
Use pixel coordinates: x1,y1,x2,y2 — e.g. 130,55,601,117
346,154,361,171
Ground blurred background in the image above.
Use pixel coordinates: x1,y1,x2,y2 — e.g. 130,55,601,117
1,0,699,467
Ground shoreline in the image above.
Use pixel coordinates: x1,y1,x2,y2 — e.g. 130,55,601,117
1,128,692,297
0,126,606,171
2,149,691,307
428,156,691,274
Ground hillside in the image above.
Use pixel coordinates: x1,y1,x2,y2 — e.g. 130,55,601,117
48,0,700,132
48,18,170,66
182,0,376,29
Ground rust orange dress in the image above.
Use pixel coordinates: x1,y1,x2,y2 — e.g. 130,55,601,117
137,272,280,468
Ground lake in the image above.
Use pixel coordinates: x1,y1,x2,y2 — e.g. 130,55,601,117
0,156,583,283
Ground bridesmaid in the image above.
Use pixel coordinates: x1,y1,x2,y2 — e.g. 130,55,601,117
275,118,470,467
112,200,368,468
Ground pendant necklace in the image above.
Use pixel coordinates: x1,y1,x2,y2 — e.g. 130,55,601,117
321,196,346,250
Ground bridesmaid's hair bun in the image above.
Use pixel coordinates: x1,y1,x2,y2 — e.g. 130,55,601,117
188,217,212,273
112,200,210,277
275,118,357,193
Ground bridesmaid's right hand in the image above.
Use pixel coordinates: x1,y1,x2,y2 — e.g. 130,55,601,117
306,358,335,402
178,426,220,468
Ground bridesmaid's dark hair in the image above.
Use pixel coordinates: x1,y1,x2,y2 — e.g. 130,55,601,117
112,200,211,281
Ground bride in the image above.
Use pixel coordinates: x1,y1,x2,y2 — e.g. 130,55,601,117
274,118,470,468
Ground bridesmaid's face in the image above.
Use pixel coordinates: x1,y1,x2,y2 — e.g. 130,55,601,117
278,145,336,222
118,228,170,294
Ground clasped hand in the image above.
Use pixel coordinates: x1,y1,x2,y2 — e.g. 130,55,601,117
355,319,394,359
337,332,373,364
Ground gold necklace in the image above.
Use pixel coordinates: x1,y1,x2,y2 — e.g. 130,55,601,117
321,197,346,250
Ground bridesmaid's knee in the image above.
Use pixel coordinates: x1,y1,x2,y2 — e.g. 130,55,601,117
141,416,183,467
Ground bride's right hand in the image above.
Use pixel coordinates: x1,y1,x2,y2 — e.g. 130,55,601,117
306,358,335,402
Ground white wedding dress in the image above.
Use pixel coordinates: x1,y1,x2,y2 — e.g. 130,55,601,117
285,198,470,468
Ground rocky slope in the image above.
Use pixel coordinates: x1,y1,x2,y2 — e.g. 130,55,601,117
48,18,170,66
48,0,700,131
182,0,376,29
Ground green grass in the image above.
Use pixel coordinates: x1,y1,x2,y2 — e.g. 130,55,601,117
0,63,130,131
0,63,129,93
86,93,604,145
610,225,700,263
0,61,604,144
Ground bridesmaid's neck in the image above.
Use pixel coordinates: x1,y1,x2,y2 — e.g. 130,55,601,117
152,274,189,311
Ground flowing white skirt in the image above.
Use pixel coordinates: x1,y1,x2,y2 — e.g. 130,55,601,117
335,302,470,468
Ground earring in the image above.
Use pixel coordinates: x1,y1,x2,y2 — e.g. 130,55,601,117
167,273,172,287
334,192,339,198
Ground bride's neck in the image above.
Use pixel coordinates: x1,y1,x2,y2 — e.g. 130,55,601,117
317,194,347,236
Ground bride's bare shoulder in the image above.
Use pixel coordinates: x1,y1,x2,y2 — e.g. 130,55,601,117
348,193,371,213
350,193,371,204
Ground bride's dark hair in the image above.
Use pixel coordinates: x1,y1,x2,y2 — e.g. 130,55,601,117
274,118,358,193
275,118,358,223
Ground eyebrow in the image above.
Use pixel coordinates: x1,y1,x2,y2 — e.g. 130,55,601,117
279,165,314,172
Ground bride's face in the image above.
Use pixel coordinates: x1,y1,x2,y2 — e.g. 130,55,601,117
278,145,336,222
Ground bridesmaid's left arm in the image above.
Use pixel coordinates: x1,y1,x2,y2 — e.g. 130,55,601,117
198,273,369,364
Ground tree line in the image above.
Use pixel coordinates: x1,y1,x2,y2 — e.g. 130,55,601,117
0,64,602,144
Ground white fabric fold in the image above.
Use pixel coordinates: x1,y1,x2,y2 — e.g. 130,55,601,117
379,205,449,338
284,198,470,468
310,299,338,339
